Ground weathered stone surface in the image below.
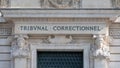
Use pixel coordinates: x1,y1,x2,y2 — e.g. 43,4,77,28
92,34,110,60
0,0,9,7
11,34,30,58
9,0,112,8
40,0,81,8
112,0,120,8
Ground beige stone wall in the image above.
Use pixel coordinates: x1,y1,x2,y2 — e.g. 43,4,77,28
0,7,120,68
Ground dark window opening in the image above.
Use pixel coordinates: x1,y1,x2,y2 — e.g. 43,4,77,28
37,51,83,68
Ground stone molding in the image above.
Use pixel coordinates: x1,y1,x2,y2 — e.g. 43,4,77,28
2,9,120,18
11,34,30,58
11,18,108,23
92,34,110,60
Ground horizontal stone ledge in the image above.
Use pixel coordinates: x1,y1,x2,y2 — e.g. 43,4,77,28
0,54,11,61
110,47,120,53
110,39,120,46
0,61,11,68
0,46,11,53
1,9,120,18
1,8,120,10
110,54,120,61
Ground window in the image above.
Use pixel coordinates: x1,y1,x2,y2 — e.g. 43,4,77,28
31,44,90,68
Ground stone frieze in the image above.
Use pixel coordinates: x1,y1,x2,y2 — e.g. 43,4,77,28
40,0,81,9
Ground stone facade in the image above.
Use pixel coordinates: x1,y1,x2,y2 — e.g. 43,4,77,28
0,0,120,68
11,34,30,58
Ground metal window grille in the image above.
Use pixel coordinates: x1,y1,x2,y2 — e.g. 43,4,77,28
37,51,83,68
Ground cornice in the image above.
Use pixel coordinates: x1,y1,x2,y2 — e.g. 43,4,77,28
1,8,120,18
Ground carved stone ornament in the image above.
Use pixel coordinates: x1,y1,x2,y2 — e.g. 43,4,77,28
48,35,72,44
112,0,120,8
11,34,30,58
92,34,110,60
0,0,9,7
40,0,80,8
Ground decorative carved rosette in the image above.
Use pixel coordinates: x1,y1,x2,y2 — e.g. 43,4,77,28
11,34,30,58
92,34,110,60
